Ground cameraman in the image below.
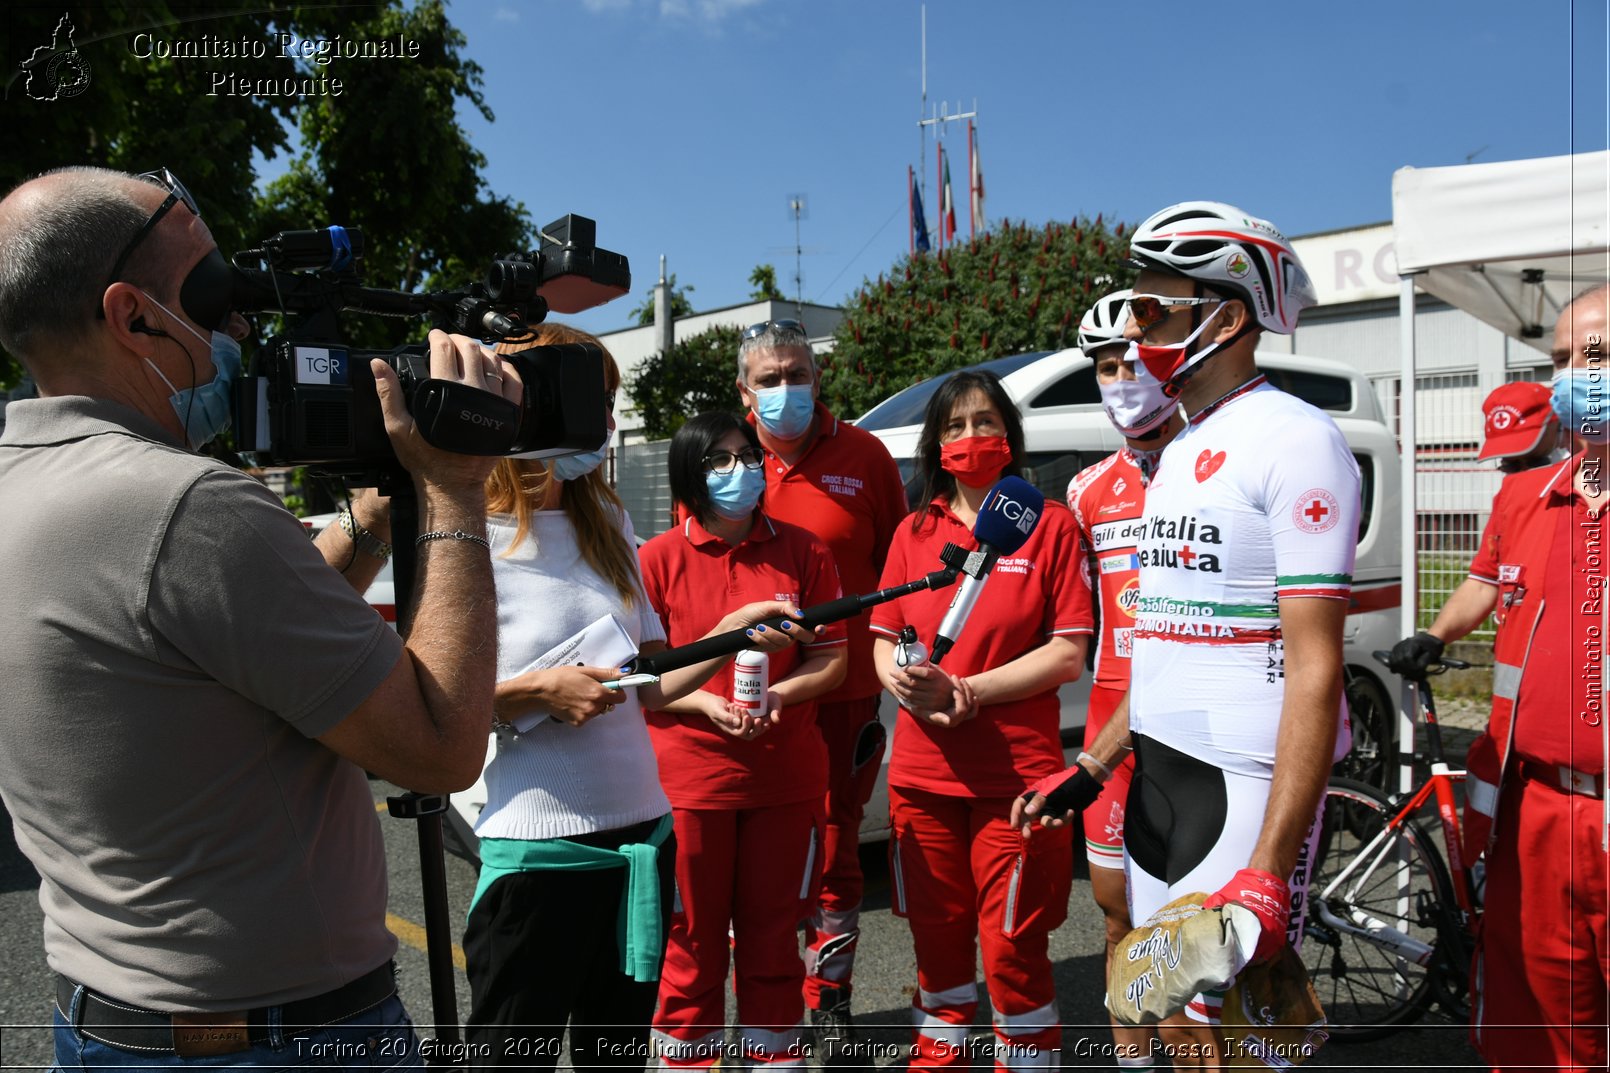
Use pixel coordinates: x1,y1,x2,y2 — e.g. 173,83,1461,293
0,166,511,1067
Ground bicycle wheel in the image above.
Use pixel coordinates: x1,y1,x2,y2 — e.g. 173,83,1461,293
1301,777,1457,1042
1335,667,1397,794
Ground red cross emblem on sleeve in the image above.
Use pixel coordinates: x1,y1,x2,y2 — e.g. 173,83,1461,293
1293,488,1341,533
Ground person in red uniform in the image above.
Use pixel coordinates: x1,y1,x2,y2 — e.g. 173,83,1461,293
1392,284,1610,1071
1063,288,1185,1068
869,369,1093,1071
639,412,848,1071
733,319,909,1044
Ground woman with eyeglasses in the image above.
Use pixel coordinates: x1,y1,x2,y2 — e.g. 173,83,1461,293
637,411,849,1070
463,329,802,1072
867,370,1092,1070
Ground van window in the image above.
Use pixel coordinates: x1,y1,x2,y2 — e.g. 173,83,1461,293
1355,452,1375,543
1261,368,1352,412
1027,366,1102,408
856,351,1055,430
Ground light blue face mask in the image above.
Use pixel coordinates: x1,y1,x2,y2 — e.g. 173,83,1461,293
550,441,608,481
141,293,241,450
706,464,765,520
1551,367,1610,444
751,383,815,440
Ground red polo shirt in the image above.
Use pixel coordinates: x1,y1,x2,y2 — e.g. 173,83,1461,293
869,498,1093,797
748,403,909,704
1472,458,1607,774
638,512,847,808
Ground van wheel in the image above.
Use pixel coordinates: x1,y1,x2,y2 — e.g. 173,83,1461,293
1337,667,1396,794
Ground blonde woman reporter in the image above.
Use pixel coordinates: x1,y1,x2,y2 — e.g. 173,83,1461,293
463,326,797,1071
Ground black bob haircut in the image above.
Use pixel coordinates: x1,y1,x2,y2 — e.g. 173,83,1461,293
911,368,1025,533
668,411,765,527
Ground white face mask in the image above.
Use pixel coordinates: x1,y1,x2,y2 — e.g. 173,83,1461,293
1098,345,1181,437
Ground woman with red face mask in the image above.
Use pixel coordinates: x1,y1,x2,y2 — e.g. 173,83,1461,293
868,370,1094,1071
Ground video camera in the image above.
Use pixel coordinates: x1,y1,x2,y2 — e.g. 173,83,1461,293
227,214,629,485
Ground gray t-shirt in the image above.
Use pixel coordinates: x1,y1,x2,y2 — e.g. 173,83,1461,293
0,397,404,1011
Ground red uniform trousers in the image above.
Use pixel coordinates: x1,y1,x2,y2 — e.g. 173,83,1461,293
1473,771,1609,1072
1081,683,1135,871
890,785,1073,1072
652,801,822,1071
803,695,886,1010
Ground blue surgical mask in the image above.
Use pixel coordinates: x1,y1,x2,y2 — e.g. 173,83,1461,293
550,442,607,481
1551,367,1610,444
751,384,816,440
141,293,241,449
706,464,765,520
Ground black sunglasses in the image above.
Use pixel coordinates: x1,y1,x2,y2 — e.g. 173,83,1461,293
103,168,200,292
741,318,805,342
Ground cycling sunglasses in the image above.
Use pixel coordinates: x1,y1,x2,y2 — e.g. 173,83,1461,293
1127,293,1222,332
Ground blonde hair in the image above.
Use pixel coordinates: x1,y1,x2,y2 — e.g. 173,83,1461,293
485,323,639,607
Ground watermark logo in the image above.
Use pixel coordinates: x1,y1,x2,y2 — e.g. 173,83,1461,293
21,13,91,101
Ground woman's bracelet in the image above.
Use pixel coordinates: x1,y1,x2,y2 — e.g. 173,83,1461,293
1077,750,1113,780
415,529,491,550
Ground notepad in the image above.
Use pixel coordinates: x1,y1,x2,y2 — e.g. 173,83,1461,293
511,613,638,733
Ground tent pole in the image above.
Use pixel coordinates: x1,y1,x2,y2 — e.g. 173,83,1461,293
1397,273,1420,798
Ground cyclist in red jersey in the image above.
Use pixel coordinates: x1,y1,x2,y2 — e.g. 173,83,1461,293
1064,288,1185,1067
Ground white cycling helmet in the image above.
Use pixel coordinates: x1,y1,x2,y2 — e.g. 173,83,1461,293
1078,289,1132,356
1129,201,1316,335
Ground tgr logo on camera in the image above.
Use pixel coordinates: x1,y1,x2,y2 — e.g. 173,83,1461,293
294,347,348,385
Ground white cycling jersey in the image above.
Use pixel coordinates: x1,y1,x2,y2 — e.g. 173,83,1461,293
1129,378,1360,777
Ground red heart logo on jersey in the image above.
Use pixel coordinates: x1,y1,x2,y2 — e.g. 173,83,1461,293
1195,450,1227,482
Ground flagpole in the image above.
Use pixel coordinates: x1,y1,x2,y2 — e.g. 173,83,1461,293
908,165,914,255
936,140,944,253
968,120,975,243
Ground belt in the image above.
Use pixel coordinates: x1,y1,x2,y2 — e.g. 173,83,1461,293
1516,758,1605,799
56,961,396,1058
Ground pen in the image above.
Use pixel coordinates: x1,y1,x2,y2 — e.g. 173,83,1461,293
600,673,659,690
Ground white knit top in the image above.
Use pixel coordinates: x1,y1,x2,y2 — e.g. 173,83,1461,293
474,507,671,841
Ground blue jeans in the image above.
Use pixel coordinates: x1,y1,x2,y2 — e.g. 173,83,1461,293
52,991,424,1071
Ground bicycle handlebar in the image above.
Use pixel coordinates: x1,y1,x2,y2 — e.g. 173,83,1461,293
1371,648,1471,678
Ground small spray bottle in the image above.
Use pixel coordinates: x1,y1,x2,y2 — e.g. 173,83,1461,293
893,625,929,669
732,649,769,716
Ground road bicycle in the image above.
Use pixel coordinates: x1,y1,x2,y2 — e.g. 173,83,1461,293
1301,651,1482,1041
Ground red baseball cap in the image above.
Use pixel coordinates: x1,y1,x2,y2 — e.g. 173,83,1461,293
1477,381,1556,461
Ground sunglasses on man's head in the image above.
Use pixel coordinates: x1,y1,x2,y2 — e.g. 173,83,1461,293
104,168,200,292
1126,293,1222,332
741,319,805,342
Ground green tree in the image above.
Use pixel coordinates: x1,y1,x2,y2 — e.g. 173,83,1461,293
0,1,530,379
820,216,1137,418
625,323,741,440
628,272,696,326
748,263,785,302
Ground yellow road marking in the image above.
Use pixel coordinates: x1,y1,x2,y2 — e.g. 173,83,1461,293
387,912,467,972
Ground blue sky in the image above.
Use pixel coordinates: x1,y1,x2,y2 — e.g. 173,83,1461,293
340,1,1606,333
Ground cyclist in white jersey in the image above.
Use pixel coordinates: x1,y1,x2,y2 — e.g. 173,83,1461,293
1014,202,1359,1068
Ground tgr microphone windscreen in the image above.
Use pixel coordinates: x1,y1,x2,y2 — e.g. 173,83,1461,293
972,476,1044,555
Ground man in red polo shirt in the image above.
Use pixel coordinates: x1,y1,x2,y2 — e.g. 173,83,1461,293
1393,283,1608,1071
1388,380,1568,666
734,319,909,1048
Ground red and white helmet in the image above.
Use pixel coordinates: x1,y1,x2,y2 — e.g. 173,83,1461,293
1078,289,1132,356
1129,201,1316,335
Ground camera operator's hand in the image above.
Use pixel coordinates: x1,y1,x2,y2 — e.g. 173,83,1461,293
371,330,523,490
496,665,627,728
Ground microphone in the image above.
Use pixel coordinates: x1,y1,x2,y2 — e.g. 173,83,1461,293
929,476,1045,665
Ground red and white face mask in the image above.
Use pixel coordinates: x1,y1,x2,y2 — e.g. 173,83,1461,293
1134,301,1226,391
1099,347,1180,436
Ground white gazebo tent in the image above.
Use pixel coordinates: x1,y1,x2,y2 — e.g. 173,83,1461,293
1390,149,1610,789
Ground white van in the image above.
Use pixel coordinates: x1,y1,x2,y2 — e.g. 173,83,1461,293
850,346,1405,841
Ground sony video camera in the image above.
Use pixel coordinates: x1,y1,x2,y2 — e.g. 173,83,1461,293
229,214,629,484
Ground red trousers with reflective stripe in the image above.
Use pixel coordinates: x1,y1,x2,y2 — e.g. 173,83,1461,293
890,785,1073,1071
805,696,885,1009
1473,774,1609,1072
655,801,822,1053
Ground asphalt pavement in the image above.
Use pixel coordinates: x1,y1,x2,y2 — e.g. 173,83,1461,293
0,759,1486,1071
